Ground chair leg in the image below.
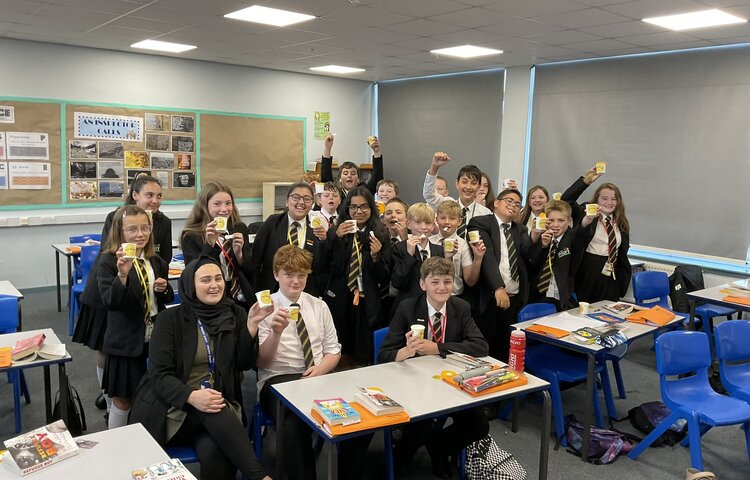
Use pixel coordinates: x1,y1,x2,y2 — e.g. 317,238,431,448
611,359,626,399
253,405,263,460
547,374,566,446
458,447,467,480
686,413,704,471
628,411,682,460
680,422,712,448
744,421,750,467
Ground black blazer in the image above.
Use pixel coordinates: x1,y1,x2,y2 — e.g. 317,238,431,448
468,214,531,315
98,252,173,357
128,304,258,445
529,228,580,310
102,209,172,265
378,294,488,363
321,155,384,213
250,213,327,297
389,240,445,308
574,220,632,298
561,176,590,226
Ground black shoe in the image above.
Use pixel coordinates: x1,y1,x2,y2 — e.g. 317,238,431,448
483,403,498,420
95,393,107,410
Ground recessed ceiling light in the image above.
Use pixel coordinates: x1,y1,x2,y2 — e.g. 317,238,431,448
643,9,746,31
225,5,315,27
310,65,366,74
430,45,503,58
131,39,196,53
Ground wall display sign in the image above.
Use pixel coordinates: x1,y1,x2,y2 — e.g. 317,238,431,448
74,112,143,141
0,106,15,123
314,111,330,139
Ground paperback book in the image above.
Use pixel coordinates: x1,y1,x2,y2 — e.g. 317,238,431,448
312,398,361,426
354,387,404,416
602,302,635,315
11,333,46,361
131,458,197,480
2,420,79,476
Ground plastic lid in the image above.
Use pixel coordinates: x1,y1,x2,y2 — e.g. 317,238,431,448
511,329,525,338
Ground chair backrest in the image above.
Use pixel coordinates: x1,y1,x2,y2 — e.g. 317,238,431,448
517,303,557,324
69,233,102,243
655,331,711,407
0,295,20,334
373,327,389,364
79,245,99,281
632,271,670,308
715,320,750,362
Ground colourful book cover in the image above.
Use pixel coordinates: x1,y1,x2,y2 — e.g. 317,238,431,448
313,398,361,426
2,420,78,476
11,333,45,361
587,312,625,324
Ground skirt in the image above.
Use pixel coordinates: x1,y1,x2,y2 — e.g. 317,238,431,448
71,304,107,351
575,252,620,303
342,293,374,366
103,346,148,399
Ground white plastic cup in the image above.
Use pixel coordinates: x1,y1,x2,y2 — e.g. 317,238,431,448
410,324,425,339
468,230,481,243
255,290,273,307
578,302,590,314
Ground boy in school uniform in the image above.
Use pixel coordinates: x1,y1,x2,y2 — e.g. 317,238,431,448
251,182,328,297
468,188,531,362
383,197,409,243
423,152,491,242
320,133,384,201
379,257,489,478
529,200,579,311
375,178,399,204
435,175,450,198
256,245,341,480
318,182,341,228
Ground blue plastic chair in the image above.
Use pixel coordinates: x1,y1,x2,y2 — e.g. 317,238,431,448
628,331,750,470
165,446,199,464
69,245,99,336
69,234,102,283
632,271,671,309
373,327,389,365
0,295,32,433
518,303,614,444
714,320,750,403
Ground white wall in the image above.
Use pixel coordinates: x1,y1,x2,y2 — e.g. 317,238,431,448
498,66,532,191
0,38,374,288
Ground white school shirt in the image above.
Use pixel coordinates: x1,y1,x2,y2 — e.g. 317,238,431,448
287,214,307,248
257,291,341,394
429,233,472,296
545,236,562,301
586,216,621,257
493,214,520,295
423,171,491,220
135,253,158,319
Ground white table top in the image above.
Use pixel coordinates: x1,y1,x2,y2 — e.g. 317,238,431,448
687,284,750,311
51,243,85,256
0,423,170,480
0,281,22,299
272,355,549,433
0,329,72,368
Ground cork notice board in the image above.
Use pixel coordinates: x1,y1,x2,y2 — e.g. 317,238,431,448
200,114,304,199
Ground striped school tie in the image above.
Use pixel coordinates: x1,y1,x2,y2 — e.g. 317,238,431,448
456,207,469,239
289,221,300,247
432,311,443,343
420,249,428,263
536,240,558,294
347,233,361,292
605,217,617,265
503,223,519,281
291,302,314,368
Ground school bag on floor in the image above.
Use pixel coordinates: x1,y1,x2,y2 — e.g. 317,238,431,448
565,414,636,464
628,401,687,447
465,434,527,480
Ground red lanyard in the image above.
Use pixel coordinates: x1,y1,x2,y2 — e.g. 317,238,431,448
427,310,447,343
216,238,235,273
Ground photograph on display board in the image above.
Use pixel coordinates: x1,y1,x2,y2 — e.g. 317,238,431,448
171,135,194,152
125,151,149,169
0,132,6,159
99,181,124,198
176,153,192,170
173,172,195,188
127,169,151,186
145,113,170,132
99,161,123,179
70,180,98,199
145,133,170,151
153,171,169,188
171,115,195,133
69,140,97,159
98,141,124,159
150,152,174,170
70,161,97,179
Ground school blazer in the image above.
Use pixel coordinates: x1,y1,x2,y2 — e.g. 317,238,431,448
574,220,632,298
468,214,531,315
102,209,173,265
98,252,173,357
529,228,580,310
389,240,445,307
128,303,258,445
321,155,384,212
378,294,489,364
560,176,590,226
250,212,327,297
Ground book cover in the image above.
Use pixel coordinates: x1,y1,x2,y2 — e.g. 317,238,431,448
0,347,11,368
571,327,600,344
626,305,675,326
602,302,634,315
312,398,361,426
2,420,79,476
37,343,66,360
354,388,404,416
11,333,46,361
131,458,197,480
586,312,624,324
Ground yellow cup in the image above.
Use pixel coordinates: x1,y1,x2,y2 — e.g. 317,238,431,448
443,238,455,252
595,162,606,174
122,243,137,258
468,230,480,243
586,204,599,216
289,306,299,322
256,290,273,307
214,216,228,232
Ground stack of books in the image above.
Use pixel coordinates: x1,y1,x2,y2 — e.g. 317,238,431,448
2,420,79,476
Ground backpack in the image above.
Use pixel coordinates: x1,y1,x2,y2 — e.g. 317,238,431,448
51,377,87,437
565,414,636,464
628,401,687,447
465,434,527,480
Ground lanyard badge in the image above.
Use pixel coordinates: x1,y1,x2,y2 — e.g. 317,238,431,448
197,320,215,389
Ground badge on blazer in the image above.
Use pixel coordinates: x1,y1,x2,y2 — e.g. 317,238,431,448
306,239,314,247
557,247,571,258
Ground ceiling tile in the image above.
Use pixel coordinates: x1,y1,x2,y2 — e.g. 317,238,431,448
326,5,417,28
617,31,703,46
431,28,505,45
428,7,516,28
484,0,590,18
378,0,468,18
535,7,632,29
479,18,567,37
562,37,639,52
529,29,603,45
579,20,662,37
601,0,710,19
381,18,465,36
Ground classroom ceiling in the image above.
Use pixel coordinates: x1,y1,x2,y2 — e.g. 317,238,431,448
4,0,750,81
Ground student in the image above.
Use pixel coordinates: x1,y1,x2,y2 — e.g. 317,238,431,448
129,257,270,480
435,175,450,198
468,189,530,362
528,200,578,310
97,205,173,430
318,182,341,228
251,182,328,297
256,245,341,480
375,178,399,204
390,203,445,310
102,173,172,265
383,197,409,243
475,172,496,210
431,200,484,297
320,133,384,200
561,165,603,225
326,187,390,366
423,151,491,242
378,257,489,478
181,182,254,306
520,185,551,232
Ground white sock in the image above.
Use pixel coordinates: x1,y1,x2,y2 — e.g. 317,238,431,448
108,404,130,430
96,366,104,387
105,395,112,413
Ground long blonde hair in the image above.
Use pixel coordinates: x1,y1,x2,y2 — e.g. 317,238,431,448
105,205,155,257
181,182,241,242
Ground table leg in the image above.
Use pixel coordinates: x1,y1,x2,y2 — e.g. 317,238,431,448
55,250,62,312
59,365,70,427
44,365,52,421
327,441,338,480
511,397,520,433
384,428,394,480
539,390,551,480
66,256,72,310
581,353,596,462
17,300,23,332
275,398,285,479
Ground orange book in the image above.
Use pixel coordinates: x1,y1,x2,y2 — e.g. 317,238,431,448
66,246,81,254
626,305,675,327
723,295,750,307
526,324,569,338
311,402,409,436
0,347,11,368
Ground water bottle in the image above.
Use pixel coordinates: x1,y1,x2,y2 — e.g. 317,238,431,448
508,330,526,372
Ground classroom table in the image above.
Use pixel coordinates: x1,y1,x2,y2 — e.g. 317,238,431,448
516,301,684,463
0,423,171,480
51,243,81,312
686,283,750,330
0,328,73,428
0,280,24,330
272,354,551,480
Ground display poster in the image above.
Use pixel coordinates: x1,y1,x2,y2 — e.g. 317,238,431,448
314,111,330,140
0,106,14,123
9,161,51,189
6,132,49,160
74,112,143,141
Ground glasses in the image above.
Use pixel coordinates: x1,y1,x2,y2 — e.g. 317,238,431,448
124,225,153,235
349,204,371,213
499,197,522,209
289,194,314,204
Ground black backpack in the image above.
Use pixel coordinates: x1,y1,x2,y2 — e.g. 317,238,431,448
51,377,87,437
628,401,687,447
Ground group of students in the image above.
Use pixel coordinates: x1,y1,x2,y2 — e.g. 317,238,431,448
68,133,632,480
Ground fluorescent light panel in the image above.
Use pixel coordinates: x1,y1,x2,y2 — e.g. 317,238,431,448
430,45,503,58
225,5,315,27
310,65,365,74
643,9,746,31
131,39,196,53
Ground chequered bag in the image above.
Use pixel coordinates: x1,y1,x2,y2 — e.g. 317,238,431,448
465,434,527,480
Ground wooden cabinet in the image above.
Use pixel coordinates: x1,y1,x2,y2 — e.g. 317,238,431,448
262,182,295,220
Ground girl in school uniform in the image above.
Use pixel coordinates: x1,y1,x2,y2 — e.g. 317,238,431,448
98,205,173,429
475,172,496,210
181,182,254,308
326,186,390,367
519,185,550,232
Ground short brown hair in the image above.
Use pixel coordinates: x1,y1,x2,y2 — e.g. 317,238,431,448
544,199,571,218
386,197,408,211
376,178,400,194
273,244,312,275
420,256,454,280
436,199,461,218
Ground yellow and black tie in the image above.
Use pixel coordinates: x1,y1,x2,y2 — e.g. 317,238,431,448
537,240,558,294
291,302,314,368
503,224,519,281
